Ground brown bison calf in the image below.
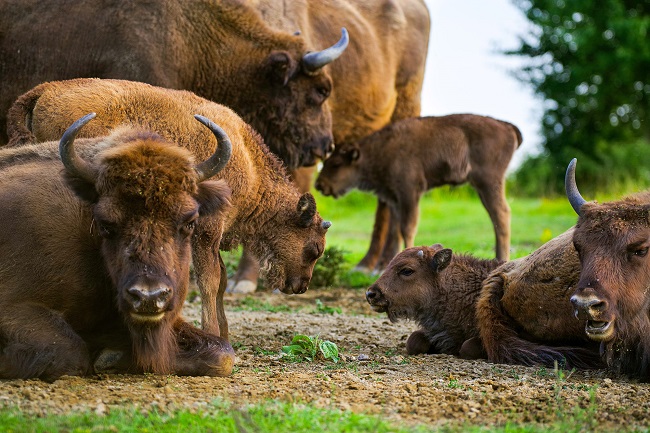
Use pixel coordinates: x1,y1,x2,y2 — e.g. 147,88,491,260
316,114,521,272
366,244,503,357
566,158,650,380
0,114,235,381
477,228,601,369
6,78,331,334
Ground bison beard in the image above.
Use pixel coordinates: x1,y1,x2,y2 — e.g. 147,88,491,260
127,319,177,374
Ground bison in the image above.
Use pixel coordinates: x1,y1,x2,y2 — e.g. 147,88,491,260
477,228,602,369
566,158,650,380
365,244,503,358
5,79,331,334
0,114,236,381
316,114,522,271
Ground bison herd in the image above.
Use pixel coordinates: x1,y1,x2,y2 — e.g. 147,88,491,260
0,0,648,384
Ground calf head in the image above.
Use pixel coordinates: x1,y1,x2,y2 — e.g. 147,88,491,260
366,244,453,322
315,142,362,198
566,158,650,344
253,192,330,294
60,113,232,373
245,29,349,169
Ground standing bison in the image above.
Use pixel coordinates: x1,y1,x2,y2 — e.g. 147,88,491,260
566,158,650,380
0,114,235,381
316,114,521,270
5,79,331,335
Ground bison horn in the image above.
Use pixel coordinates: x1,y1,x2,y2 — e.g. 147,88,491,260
565,158,586,216
302,27,349,73
193,115,233,182
59,112,98,182
322,221,332,230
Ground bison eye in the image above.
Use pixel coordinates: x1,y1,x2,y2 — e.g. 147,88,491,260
634,247,649,257
398,268,414,277
96,221,117,239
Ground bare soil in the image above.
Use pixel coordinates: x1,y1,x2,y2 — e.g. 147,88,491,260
1,287,649,430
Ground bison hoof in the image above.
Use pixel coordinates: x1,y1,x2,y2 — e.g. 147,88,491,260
226,279,257,294
94,349,125,373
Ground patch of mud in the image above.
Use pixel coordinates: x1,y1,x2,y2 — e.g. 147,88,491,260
1,287,648,430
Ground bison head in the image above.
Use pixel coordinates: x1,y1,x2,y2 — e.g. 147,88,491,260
566,158,650,346
315,143,362,198
240,28,348,170
59,113,232,372
251,192,330,294
366,244,453,323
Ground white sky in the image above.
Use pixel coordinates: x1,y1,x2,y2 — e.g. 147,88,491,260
422,0,543,170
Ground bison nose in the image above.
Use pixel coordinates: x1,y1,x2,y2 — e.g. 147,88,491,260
570,288,608,320
315,178,330,196
365,286,382,303
127,284,171,312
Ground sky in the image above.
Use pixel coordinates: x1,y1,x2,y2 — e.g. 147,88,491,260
421,0,542,170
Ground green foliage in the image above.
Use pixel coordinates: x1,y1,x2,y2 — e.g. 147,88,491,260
281,334,340,363
312,299,342,315
232,296,293,313
507,0,650,194
310,246,348,288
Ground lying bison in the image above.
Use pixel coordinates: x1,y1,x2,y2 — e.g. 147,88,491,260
0,114,235,381
477,228,601,369
566,158,650,380
366,244,503,357
5,78,331,335
317,114,521,271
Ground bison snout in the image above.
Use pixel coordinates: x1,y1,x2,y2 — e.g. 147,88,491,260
127,284,171,317
570,289,608,320
315,178,333,197
366,285,388,312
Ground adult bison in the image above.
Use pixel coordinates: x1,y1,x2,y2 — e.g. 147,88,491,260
566,158,650,380
0,114,235,381
5,79,331,335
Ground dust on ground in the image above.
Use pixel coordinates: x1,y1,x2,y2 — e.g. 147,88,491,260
1,287,648,430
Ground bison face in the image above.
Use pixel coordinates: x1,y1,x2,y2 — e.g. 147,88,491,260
315,144,362,198
253,193,330,294
570,204,650,343
366,245,452,323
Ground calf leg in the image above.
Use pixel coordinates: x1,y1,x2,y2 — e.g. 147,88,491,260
228,248,261,294
406,329,434,355
472,179,511,261
356,200,390,271
398,195,421,249
192,218,225,335
375,208,402,272
0,304,90,381
174,320,235,377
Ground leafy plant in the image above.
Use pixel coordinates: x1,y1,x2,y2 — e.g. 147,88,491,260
310,246,349,288
281,334,340,363
312,299,342,315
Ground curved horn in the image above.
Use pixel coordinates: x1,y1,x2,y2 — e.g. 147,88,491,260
302,27,349,73
565,158,586,216
59,112,97,182
322,221,332,230
193,115,233,182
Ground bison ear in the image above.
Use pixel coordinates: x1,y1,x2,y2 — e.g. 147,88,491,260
196,180,232,218
265,51,298,86
431,248,453,273
297,192,317,227
63,172,99,204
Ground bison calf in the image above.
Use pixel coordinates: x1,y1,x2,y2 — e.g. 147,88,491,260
316,114,521,272
0,114,235,381
366,244,503,357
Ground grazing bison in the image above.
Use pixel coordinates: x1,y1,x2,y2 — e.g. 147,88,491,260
316,114,522,271
5,79,331,334
366,244,503,357
0,114,236,381
566,158,650,380
0,0,350,167
477,228,602,369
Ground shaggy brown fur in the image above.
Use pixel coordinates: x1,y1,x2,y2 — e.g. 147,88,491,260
366,244,503,357
4,79,330,334
316,114,522,271
477,229,602,370
567,161,650,379
0,124,235,381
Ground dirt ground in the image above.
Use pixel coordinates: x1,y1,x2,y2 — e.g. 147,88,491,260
1,286,649,430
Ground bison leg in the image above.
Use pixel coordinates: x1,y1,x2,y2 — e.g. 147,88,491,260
406,329,434,355
216,254,229,341
375,207,402,271
471,178,511,261
173,320,235,377
356,200,390,271
228,248,260,294
192,218,225,335
0,304,91,381
397,194,421,249
459,337,487,360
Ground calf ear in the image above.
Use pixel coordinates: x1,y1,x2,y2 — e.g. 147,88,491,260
297,192,317,227
265,51,298,86
63,172,99,203
431,248,453,272
196,180,232,218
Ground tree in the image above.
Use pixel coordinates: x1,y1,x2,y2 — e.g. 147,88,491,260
508,0,650,195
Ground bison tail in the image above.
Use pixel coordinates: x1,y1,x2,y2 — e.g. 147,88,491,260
498,120,523,148
5,85,45,147
477,272,601,370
